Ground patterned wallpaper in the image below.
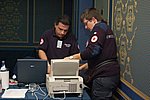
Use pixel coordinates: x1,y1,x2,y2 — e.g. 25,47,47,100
112,0,150,97
0,0,28,43
0,0,62,47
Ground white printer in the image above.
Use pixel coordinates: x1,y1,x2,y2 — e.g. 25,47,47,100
46,59,84,98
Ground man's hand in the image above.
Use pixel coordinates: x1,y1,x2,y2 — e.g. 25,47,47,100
79,63,88,70
64,53,81,60
64,56,74,60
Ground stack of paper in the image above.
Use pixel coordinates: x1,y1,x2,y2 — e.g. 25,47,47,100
1,89,28,98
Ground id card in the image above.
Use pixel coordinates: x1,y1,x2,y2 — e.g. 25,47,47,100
57,40,63,48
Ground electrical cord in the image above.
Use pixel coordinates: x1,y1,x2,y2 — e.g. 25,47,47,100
28,84,48,100
52,91,66,100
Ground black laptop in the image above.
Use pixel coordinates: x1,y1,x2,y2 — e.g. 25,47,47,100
17,59,47,84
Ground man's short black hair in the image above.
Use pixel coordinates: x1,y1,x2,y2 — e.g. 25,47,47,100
55,15,71,26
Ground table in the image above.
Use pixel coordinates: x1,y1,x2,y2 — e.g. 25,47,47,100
0,85,91,100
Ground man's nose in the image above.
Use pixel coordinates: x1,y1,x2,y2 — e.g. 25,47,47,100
60,30,65,34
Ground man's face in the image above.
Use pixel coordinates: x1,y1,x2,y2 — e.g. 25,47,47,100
83,18,95,31
54,22,69,38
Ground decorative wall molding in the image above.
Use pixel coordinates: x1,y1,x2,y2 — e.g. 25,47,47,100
0,0,29,43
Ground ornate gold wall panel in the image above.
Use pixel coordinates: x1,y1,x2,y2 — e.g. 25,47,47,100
113,0,137,84
0,0,29,43
0,0,63,47
112,0,150,97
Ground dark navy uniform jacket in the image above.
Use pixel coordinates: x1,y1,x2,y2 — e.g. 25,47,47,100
38,29,79,62
80,21,120,77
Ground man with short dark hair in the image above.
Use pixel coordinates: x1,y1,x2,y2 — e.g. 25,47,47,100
65,8,120,100
38,15,79,74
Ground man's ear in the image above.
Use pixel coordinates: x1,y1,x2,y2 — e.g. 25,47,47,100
54,23,56,27
54,23,58,29
92,17,97,23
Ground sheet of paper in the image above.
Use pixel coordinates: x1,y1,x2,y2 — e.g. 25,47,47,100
1,89,28,98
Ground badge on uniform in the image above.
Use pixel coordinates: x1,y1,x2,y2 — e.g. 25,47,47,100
64,43,71,47
91,35,98,43
57,40,63,48
40,38,44,45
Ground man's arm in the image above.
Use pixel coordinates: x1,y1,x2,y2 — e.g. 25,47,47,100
64,53,81,60
38,50,51,74
79,63,88,70
64,53,88,70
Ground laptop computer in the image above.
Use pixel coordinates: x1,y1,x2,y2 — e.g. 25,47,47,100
50,59,79,76
17,59,47,84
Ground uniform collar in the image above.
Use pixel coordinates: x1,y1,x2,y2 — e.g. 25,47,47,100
92,20,106,32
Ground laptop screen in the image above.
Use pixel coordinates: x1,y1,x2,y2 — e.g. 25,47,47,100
17,59,47,84
50,59,79,76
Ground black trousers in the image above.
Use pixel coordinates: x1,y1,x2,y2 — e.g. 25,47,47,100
79,70,119,100
91,75,119,100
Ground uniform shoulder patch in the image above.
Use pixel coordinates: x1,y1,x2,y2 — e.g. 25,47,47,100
40,38,44,45
91,35,98,43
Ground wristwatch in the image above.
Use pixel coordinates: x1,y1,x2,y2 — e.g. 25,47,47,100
69,56,74,59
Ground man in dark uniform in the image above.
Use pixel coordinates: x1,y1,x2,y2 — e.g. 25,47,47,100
38,15,79,74
65,8,120,100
